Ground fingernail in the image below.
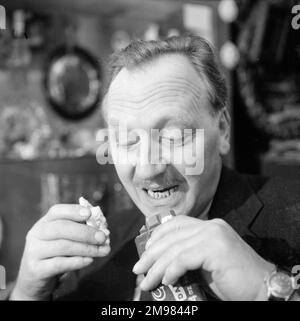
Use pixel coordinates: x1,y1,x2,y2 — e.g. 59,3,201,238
80,208,90,217
102,228,110,236
83,257,93,264
140,278,147,290
145,239,151,250
95,231,105,243
161,276,167,285
98,245,111,256
162,276,175,286
132,261,141,274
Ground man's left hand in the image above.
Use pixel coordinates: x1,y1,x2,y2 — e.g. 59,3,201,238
132,216,275,301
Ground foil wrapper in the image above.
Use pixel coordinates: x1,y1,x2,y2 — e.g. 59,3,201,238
79,197,110,245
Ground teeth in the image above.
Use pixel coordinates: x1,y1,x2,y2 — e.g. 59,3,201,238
147,187,178,199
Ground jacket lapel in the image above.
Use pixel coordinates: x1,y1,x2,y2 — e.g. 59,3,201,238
208,166,264,237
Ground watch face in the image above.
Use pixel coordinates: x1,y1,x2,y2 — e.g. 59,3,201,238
269,272,294,298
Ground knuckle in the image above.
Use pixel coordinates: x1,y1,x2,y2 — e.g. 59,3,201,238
25,238,45,261
85,244,96,256
83,226,96,243
213,218,227,227
27,258,38,274
167,260,179,275
51,221,64,237
151,225,163,238
38,222,53,239
169,244,181,257
147,265,158,278
26,221,42,239
70,223,92,244
67,221,91,243
58,240,69,254
48,204,60,215
177,215,189,222
175,215,193,226
26,225,41,244
177,250,187,262
209,219,226,234
35,221,47,236
38,266,49,279
71,257,83,269
25,242,37,257
144,247,156,261
171,251,187,270
26,229,34,241
98,245,111,256
53,259,63,272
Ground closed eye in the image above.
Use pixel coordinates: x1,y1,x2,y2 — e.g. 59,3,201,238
117,133,140,147
160,136,183,145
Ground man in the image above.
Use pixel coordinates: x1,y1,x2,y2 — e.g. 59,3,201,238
9,36,300,301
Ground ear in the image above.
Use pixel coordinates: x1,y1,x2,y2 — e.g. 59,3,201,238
218,108,231,156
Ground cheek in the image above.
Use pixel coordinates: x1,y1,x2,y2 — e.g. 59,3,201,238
113,162,134,190
170,131,220,193
204,131,220,161
109,142,136,189
169,130,213,176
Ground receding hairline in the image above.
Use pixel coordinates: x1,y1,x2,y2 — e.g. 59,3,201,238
102,52,214,120
111,52,209,92
112,51,202,78
102,35,228,121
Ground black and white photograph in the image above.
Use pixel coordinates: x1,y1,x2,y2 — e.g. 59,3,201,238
0,0,300,308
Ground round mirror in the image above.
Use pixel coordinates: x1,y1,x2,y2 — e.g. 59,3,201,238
44,46,102,120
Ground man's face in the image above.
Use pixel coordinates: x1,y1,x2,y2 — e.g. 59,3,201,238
105,54,230,218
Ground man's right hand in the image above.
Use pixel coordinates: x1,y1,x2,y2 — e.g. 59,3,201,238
10,204,111,300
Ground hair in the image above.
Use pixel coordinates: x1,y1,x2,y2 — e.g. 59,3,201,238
104,35,228,116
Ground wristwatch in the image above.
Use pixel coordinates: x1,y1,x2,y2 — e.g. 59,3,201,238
266,267,297,301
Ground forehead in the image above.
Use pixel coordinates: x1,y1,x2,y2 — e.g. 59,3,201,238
106,54,210,128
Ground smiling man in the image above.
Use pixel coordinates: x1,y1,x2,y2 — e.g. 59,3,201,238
105,51,227,220
9,36,300,301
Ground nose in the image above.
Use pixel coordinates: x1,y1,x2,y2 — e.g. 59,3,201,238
135,162,167,181
134,137,167,181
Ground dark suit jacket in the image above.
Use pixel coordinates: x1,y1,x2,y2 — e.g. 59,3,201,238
52,166,300,300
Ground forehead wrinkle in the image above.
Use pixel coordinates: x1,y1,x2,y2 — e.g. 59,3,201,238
109,94,190,114
108,94,206,130
108,76,205,103
108,94,201,131
107,79,206,118
108,92,185,111
107,94,201,127
110,110,197,131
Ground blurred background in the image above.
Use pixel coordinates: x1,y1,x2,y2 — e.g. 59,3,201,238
0,0,300,283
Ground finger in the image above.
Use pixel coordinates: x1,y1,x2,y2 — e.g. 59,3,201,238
35,239,111,259
33,220,107,245
42,204,91,223
139,244,182,291
138,236,207,291
133,225,202,275
38,256,94,279
162,245,207,286
148,216,204,247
